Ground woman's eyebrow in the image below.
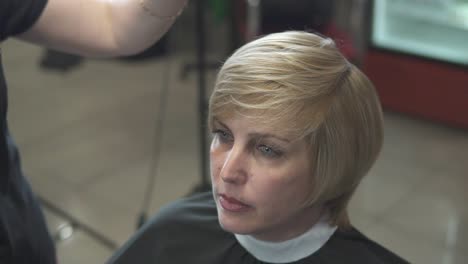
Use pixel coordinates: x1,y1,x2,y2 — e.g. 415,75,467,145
248,132,291,143
215,118,290,143
213,119,229,130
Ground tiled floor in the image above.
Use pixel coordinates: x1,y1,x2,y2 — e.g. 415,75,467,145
3,35,468,263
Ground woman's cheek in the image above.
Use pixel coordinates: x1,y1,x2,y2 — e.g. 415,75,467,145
210,148,224,181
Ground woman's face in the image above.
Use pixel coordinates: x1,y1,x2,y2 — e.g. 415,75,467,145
210,114,320,242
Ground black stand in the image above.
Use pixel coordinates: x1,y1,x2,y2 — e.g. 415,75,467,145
183,0,243,195
183,0,216,194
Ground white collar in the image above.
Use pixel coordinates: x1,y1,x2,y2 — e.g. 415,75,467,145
235,218,337,263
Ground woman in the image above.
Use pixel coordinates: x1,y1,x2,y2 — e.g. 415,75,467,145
109,31,408,264
0,0,187,263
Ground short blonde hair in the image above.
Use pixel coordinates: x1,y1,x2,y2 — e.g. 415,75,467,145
208,31,383,228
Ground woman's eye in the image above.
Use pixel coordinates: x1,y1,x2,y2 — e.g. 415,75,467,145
257,144,282,158
213,129,233,143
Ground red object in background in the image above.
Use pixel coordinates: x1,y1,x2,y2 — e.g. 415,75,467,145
364,49,468,129
323,23,357,61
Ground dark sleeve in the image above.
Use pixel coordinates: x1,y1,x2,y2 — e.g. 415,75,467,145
0,0,48,41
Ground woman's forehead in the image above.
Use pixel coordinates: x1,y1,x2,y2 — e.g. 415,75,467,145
213,113,298,140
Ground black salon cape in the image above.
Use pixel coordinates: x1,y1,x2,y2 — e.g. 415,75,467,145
1,0,56,263
109,192,409,264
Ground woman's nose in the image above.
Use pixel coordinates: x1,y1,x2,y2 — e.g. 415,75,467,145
219,146,248,185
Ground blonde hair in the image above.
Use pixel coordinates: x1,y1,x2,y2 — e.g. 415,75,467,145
208,31,383,228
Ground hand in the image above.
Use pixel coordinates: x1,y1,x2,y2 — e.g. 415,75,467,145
20,0,190,57
141,0,189,20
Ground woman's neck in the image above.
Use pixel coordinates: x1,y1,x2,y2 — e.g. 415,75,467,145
251,206,324,242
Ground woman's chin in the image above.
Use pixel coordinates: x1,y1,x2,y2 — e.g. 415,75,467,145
217,211,253,235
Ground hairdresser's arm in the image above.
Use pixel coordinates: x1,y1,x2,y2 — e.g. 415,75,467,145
19,0,188,58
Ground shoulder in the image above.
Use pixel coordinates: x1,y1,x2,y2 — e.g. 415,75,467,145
138,191,217,239
152,191,217,227
107,192,221,263
161,191,217,216
316,227,410,264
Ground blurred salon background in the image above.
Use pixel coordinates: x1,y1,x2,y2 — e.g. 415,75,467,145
2,0,467,263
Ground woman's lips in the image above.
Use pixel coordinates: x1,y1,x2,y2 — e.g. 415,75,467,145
219,194,251,212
